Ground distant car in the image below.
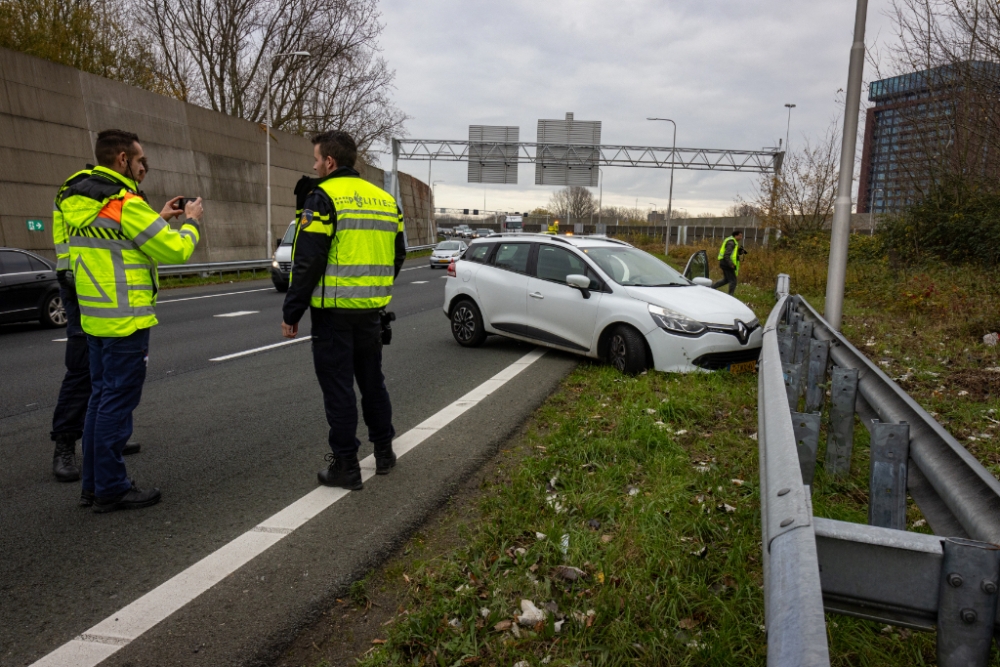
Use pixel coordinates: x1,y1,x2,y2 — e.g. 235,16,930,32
430,240,467,268
0,247,65,328
473,228,493,239
453,225,472,239
442,234,761,374
270,221,297,292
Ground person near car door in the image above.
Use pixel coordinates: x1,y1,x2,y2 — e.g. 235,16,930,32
281,130,405,491
63,129,203,512
712,230,746,295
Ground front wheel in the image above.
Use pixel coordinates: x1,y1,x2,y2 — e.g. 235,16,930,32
41,292,67,328
607,325,647,375
273,280,289,293
450,299,487,347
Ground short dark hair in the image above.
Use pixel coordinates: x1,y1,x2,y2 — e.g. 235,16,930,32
733,229,744,237
95,129,140,167
312,130,357,169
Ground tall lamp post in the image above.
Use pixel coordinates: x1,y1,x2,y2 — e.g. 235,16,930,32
265,50,310,257
784,104,796,232
647,117,676,255
597,168,603,227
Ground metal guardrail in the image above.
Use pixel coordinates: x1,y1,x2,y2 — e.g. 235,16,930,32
760,280,1000,667
157,246,438,278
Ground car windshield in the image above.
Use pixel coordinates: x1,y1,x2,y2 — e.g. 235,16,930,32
280,224,297,245
477,229,491,234
437,241,462,250
582,246,691,287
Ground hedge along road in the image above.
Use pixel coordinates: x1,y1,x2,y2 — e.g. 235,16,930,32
0,258,579,667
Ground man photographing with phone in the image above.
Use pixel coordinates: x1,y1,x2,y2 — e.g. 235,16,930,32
280,130,405,491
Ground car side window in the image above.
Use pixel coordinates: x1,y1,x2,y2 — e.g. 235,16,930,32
491,243,530,274
1,251,32,274
28,255,48,271
466,244,492,263
535,245,603,290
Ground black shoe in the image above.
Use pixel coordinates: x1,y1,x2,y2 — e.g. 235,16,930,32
92,483,161,513
79,488,95,507
122,442,141,456
52,438,80,483
374,442,396,475
317,453,363,490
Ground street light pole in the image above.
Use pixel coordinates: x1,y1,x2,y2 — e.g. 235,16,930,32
784,103,796,155
825,0,868,330
598,168,603,228
265,50,310,258
647,117,676,255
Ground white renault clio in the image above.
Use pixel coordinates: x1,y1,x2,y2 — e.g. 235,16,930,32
442,234,762,374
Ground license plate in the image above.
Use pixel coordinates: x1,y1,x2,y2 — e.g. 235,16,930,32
729,360,758,375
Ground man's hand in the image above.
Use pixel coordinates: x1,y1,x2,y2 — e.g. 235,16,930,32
185,197,204,222
161,197,184,221
282,321,298,339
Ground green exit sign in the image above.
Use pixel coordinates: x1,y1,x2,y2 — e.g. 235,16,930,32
26,219,45,232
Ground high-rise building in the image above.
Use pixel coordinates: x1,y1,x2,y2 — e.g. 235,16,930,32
857,61,1000,214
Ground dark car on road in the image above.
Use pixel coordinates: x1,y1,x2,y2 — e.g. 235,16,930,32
0,248,66,328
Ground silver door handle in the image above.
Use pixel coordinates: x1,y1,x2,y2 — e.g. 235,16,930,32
529,292,544,299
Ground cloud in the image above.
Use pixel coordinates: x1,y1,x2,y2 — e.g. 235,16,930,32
378,0,894,215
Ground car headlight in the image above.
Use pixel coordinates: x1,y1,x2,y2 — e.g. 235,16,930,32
648,303,706,335
272,260,279,268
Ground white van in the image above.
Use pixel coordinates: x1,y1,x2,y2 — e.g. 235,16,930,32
270,221,296,292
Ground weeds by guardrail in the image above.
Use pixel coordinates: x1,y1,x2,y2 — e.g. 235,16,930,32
760,276,1000,667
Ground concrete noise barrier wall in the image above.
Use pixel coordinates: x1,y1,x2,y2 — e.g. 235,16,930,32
0,47,435,262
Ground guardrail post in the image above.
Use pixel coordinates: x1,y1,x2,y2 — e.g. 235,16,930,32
868,420,910,529
825,367,859,478
794,321,814,364
783,362,804,409
778,325,794,363
937,538,1000,667
805,339,830,413
791,411,822,485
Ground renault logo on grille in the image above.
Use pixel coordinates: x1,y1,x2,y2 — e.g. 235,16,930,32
735,319,750,345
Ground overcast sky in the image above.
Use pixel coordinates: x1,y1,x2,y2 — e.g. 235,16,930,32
376,0,896,216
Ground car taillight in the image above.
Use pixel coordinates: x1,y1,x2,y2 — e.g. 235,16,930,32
447,259,457,277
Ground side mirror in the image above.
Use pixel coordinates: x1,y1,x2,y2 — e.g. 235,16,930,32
693,277,713,287
566,273,592,299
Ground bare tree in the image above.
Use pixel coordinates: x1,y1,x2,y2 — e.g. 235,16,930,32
137,0,405,154
548,186,597,221
739,124,840,236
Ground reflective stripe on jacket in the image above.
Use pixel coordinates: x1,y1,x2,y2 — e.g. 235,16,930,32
302,176,403,310
53,168,94,271
63,166,200,337
717,236,740,275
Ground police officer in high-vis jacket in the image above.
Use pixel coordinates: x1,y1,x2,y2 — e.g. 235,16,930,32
712,229,746,295
281,130,405,491
63,129,203,512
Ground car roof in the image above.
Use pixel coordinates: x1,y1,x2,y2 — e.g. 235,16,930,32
466,233,632,249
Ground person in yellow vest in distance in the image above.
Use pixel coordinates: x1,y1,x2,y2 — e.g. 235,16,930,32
546,219,559,235
281,130,406,491
49,159,152,483
62,129,203,512
712,229,746,295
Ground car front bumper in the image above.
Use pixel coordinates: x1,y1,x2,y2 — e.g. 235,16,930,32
644,326,763,373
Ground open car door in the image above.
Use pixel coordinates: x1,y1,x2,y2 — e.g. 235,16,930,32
682,250,710,284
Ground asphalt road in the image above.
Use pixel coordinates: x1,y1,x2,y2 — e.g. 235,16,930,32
0,258,577,667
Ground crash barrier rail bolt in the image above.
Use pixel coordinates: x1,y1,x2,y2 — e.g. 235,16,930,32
759,278,1000,666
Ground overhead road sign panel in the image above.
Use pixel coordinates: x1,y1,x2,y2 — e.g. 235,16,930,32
468,125,519,184
536,113,601,186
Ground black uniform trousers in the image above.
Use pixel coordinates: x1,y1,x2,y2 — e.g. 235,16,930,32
310,307,395,458
712,263,739,295
51,277,91,442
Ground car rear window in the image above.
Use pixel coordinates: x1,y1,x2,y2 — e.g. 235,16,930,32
465,243,492,263
492,243,531,274
0,251,32,274
28,255,49,271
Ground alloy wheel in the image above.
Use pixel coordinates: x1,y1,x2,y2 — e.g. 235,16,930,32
609,334,627,372
452,305,476,343
49,297,67,326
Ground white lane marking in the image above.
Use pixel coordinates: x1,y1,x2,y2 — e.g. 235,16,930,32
209,337,310,361
411,281,428,284
440,276,448,279
399,266,427,272
213,311,259,318
53,338,68,342
30,348,546,667
158,288,274,304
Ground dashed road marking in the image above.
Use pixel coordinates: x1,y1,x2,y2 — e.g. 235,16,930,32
411,281,428,284
209,337,310,361
52,338,68,342
30,348,546,667
213,310,259,318
158,288,274,304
